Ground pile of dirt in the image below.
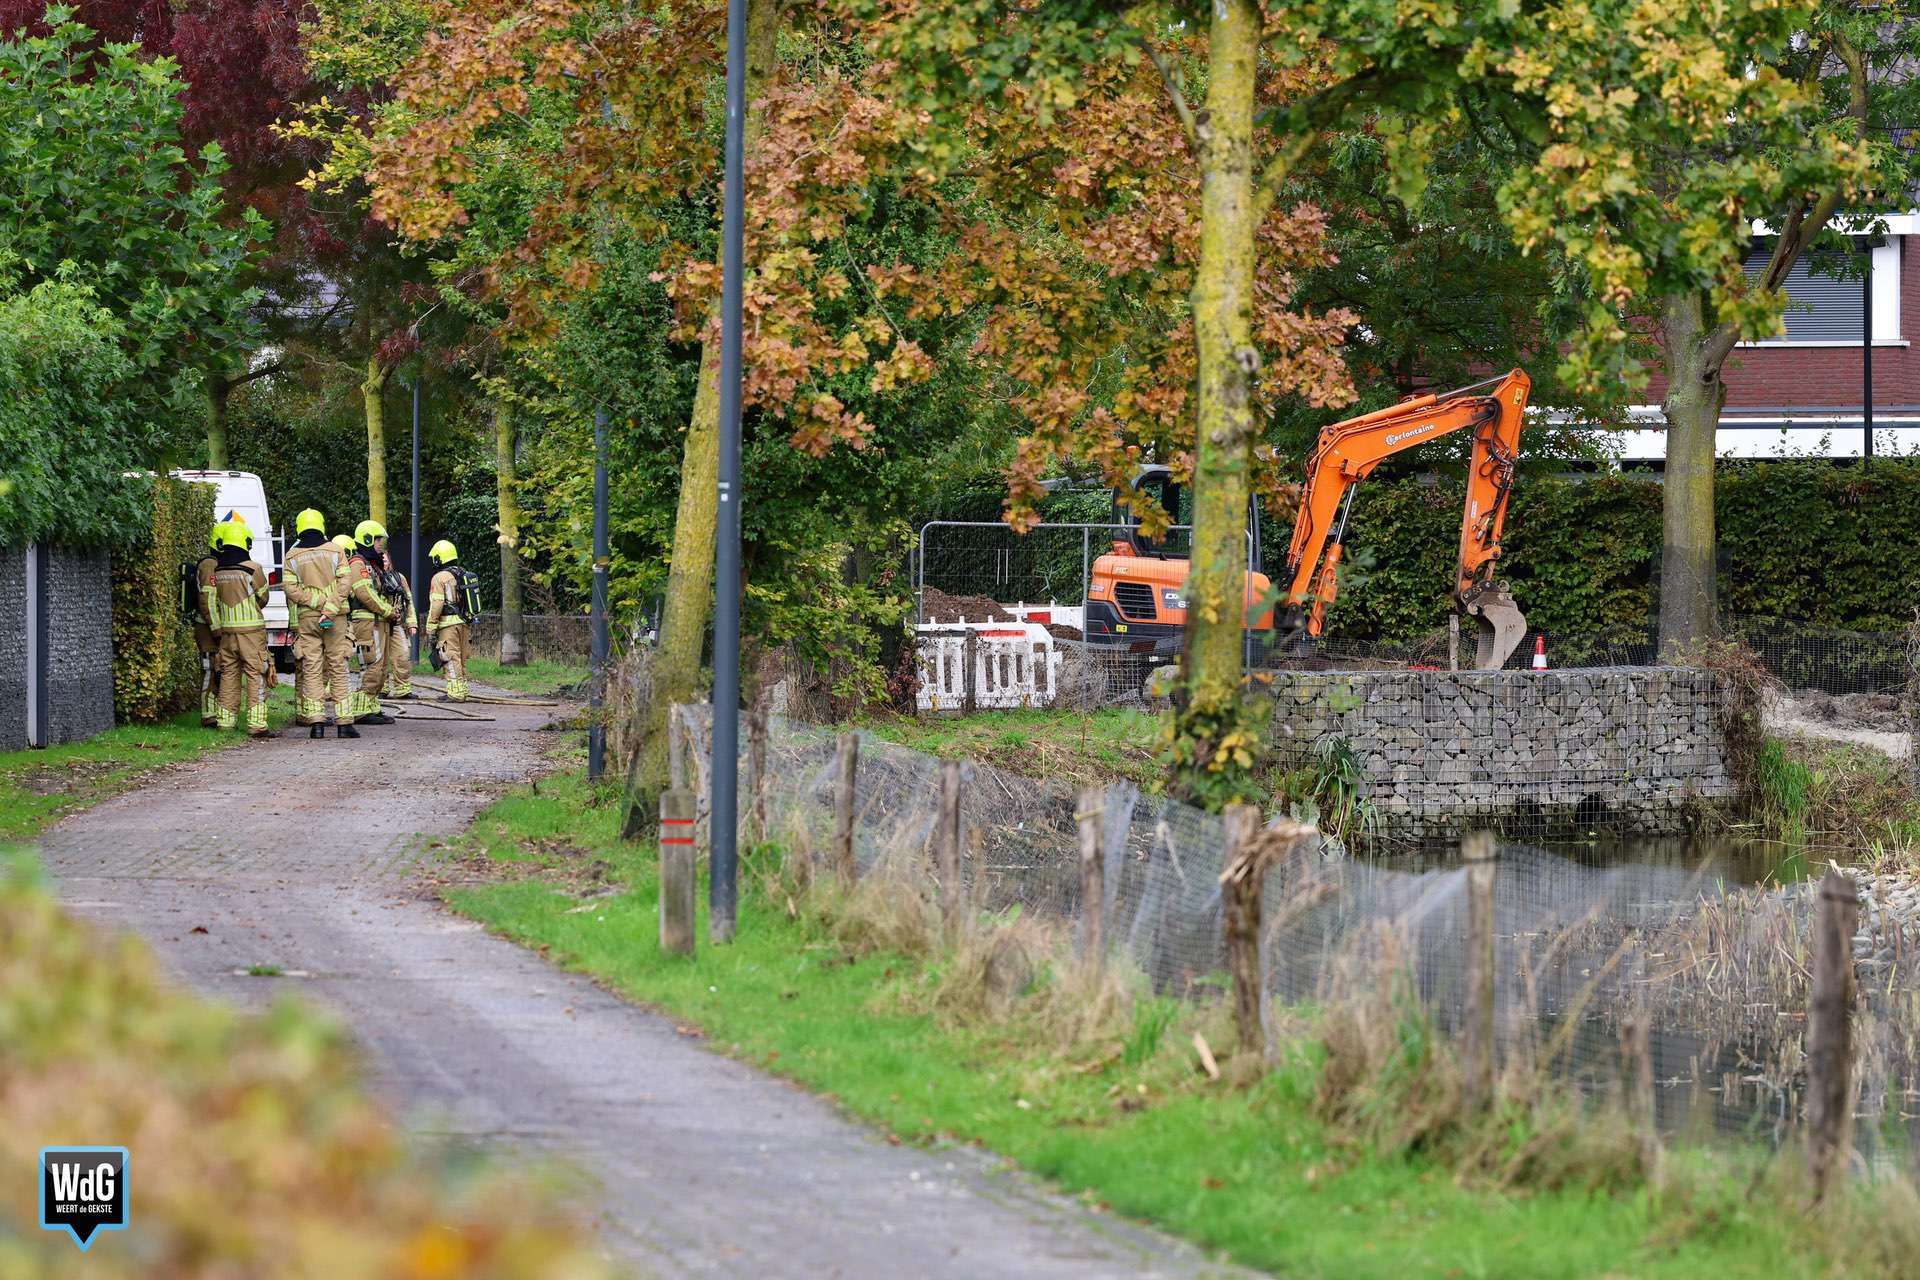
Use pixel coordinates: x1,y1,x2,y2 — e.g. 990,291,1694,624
1043,622,1084,641
919,587,1016,624
1790,689,1910,733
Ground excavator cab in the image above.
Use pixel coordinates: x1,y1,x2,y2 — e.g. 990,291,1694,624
1278,370,1534,671
1082,466,1274,659
1115,468,1185,557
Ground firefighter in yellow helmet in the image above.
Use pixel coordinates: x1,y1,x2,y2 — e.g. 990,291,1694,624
379,547,418,699
191,523,223,726
191,511,255,726
424,540,473,701
283,509,357,738
344,519,401,724
202,520,277,738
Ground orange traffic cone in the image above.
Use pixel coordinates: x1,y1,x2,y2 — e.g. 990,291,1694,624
1531,635,1548,670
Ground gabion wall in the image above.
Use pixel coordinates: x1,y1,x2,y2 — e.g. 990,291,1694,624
1268,667,1736,843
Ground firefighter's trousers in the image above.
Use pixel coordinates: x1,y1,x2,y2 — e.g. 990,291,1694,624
384,618,414,696
194,621,219,725
215,629,272,735
293,614,352,724
349,617,393,717
434,622,471,701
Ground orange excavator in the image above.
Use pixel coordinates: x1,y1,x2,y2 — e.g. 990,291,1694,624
1280,368,1533,670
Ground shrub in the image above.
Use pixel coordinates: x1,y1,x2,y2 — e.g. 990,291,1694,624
110,477,215,723
0,850,618,1279
0,282,149,549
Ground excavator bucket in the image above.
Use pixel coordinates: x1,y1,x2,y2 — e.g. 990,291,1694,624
1466,589,1527,671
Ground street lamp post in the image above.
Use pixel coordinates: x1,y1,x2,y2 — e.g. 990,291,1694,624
709,0,748,944
410,375,422,660
589,405,609,780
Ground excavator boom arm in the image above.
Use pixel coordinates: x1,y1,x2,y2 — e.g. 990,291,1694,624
1282,369,1533,666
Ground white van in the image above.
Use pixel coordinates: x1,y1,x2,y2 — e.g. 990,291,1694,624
172,470,294,671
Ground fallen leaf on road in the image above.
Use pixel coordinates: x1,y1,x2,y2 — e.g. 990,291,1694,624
189,926,208,935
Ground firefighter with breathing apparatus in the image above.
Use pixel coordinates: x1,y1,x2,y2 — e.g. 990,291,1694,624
282,509,357,738
424,540,479,702
344,520,401,725
202,519,277,738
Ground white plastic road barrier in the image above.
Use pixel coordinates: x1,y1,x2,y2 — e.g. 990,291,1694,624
915,614,1065,712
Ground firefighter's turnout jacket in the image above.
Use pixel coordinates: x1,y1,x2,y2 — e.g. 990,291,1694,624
426,567,471,701
205,552,272,734
283,535,351,725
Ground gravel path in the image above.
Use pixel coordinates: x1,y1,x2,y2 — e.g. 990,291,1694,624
38,695,1247,1279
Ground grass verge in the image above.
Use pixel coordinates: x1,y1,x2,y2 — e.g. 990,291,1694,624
444,766,1909,1279
1751,733,1920,866
0,688,297,842
416,656,587,698
857,707,1164,791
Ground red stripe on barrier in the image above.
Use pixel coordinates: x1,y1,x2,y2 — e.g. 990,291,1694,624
661,818,695,826
661,837,696,846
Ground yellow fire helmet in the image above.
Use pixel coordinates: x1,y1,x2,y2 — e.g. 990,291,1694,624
295,508,327,536
331,534,355,555
211,521,252,552
353,519,388,550
428,539,458,566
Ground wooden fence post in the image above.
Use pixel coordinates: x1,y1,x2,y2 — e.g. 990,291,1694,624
747,693,770,844
667,704,687,793
938,760,964,926
1077,785,1105,968
1462,829,1498,1112
1807,867,1859,1203
833,730,859,887
1221,805,1266,1056
962,628,979,715
659,789,697,957
1621,1011,1662,1182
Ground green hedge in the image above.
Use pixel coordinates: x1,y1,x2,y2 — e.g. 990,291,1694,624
1314,460,1920,640
0,282,150,548
110,477,215,723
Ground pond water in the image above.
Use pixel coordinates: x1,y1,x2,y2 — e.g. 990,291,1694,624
1318,836,1914,1167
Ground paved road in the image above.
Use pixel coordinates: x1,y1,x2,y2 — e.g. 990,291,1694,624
40,693,1249,1279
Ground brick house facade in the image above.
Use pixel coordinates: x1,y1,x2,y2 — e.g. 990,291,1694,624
1614,220,1919,461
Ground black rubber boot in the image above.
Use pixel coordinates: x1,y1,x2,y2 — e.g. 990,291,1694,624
309,723,326,739
336,722,361,739
357,713,395,725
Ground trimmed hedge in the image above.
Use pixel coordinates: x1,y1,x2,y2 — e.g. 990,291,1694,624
1311,460,1920,641
110,477,215,724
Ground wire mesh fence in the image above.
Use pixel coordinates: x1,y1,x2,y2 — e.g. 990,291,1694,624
673,702,1920,1172
465,613,593,665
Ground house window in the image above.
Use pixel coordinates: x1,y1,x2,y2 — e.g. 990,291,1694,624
1742,245,1868,341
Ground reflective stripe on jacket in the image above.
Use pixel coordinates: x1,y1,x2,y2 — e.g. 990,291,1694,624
282,544,345,626
426,568,464,632
345,555,395,621
209,562,268,633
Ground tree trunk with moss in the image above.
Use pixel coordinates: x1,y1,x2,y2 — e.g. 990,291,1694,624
1656,293,1725,660
361,356,390,526
495,401,525,666
1651,36,1864,661
1172,0,1261,807
206,374,231,470
624,0,782,818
